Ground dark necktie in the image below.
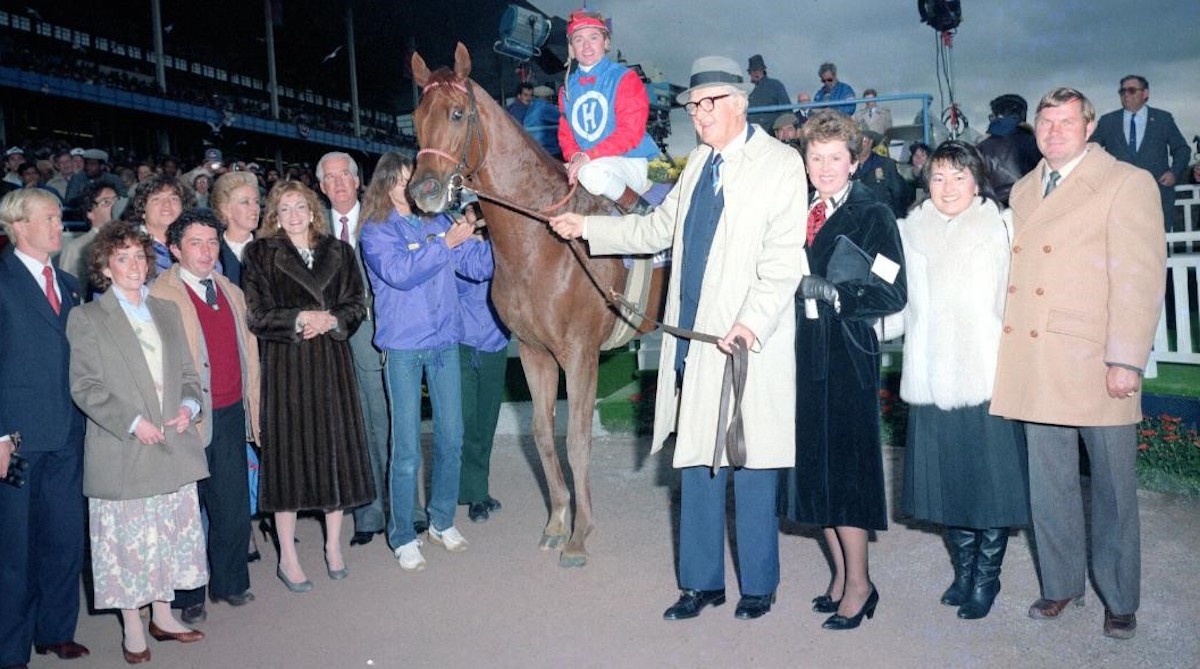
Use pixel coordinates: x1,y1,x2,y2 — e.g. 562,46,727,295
806,200,827,246
1128,114,1137,154
339,215,350,243
42,265,60,315
1044,170,1061,197
199,278,217,308
711,154,724,195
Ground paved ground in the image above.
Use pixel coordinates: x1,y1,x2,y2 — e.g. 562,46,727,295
37,423,1200,668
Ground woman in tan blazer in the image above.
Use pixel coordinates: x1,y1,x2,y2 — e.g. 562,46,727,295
68,222,210,664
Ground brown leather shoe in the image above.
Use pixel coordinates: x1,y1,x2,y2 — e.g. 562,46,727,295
148,621,205,643
34,641,90,659
1027,596,1084,619
122,644,151,665
1103,609,1137,640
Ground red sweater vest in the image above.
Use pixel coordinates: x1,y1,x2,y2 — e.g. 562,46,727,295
186,283,243,410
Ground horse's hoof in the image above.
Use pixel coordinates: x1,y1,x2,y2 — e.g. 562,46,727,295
558,552,588,568
539,534,566,551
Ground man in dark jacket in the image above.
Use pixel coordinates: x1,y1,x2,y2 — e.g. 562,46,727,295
977,94,1041,207
854,131,912,219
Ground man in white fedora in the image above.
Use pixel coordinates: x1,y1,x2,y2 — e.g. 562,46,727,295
551,55,806,621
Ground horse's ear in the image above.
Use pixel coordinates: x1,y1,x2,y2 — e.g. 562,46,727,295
412,51,431,88
453,42,472,80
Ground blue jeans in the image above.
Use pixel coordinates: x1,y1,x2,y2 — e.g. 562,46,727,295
385,346,464,549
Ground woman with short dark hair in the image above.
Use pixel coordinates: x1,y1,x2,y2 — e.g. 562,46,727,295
68,221,209,663
888,140,1030,619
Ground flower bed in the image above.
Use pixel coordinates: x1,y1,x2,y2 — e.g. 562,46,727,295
1137,414,1200,496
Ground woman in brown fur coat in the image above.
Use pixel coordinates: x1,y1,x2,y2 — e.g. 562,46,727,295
242,181,374,592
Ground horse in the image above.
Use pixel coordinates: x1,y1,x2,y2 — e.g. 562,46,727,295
409,43,667,567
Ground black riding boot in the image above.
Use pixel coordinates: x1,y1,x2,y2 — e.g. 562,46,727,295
941,527,978,607
615,186,654,216
958,528,1009,619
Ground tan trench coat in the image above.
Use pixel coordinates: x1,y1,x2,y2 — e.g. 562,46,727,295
586,128,807,468
991,144,1166,427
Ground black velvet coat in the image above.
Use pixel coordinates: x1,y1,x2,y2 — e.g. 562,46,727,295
242,234,375,512
780,182,907,530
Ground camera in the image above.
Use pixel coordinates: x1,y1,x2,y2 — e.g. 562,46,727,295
3,432,29,489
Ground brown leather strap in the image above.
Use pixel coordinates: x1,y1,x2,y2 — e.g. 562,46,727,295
712,337,748,474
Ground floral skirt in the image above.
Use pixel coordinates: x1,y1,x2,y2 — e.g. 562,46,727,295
89,482,208,610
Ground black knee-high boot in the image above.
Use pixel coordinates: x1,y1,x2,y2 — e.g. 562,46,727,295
958,528,1009,619
941,527,978,607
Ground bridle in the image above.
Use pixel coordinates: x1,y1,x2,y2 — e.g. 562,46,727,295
415,78,487,210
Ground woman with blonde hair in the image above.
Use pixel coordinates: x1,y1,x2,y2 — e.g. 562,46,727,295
241,181,374,592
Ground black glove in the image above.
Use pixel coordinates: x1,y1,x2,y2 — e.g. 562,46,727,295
798,275,839,306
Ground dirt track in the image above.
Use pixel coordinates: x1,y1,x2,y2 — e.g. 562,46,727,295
45,428,1200,669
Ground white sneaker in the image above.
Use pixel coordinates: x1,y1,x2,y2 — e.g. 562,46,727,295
394,539,427,571
428,525,469,552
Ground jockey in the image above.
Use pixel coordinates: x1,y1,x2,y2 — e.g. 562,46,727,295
558,9,660,215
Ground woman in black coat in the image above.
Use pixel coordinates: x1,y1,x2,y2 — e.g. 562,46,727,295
242,181,374,593
780,111,907,630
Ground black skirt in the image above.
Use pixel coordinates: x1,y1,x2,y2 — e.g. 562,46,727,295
900,401,1030,528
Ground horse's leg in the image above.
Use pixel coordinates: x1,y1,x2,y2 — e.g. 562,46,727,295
518,342,571,551
557,345,599,568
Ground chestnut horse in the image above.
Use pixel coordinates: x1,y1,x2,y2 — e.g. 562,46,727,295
409,43,665,567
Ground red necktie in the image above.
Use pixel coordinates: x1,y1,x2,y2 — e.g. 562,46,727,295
806,201,827,247
339,216,350,243
43,265,60,315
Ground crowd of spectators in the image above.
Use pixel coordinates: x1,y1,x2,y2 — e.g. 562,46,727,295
0,27,412,147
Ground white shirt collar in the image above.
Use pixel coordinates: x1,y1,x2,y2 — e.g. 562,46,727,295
332,201,362,247
712,123,751,160
1044,148,1089,187
13,246,54,285
178,265,217,301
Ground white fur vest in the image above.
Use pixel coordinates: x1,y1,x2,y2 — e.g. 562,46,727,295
895,198,1012,409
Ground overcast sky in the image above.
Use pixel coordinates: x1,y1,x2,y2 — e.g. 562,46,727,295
534,0,1199,159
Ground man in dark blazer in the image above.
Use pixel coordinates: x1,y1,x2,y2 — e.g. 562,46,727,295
1090,75,1191,229
0,189,90,668
317,151,396,544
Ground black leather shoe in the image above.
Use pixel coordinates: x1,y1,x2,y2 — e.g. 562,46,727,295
822,586,879,630
1103,609,1137,640
34,641,90,659
663,589,726,620
180,603,207,625
812,593,840,613
484,496,502,512
468,502,490,523
735,593,776,620
350,531,379,546
210,590,255,607
247,550,261,563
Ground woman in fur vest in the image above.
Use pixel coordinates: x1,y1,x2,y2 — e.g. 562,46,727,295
886,140,1030,619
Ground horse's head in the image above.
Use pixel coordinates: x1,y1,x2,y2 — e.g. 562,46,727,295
410,42,489,214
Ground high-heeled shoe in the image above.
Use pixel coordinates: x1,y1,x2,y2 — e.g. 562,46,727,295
822,586,879,630
276,566,313,593
812,593,840,614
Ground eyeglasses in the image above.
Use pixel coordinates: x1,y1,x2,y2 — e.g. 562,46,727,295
684,94,731,116
821,78,835,84
1118,87,1144,96
94,197,117,207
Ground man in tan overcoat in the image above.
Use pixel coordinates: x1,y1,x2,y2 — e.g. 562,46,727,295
991,87,1166,640
551,55,806,621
